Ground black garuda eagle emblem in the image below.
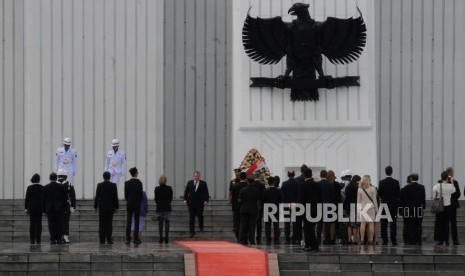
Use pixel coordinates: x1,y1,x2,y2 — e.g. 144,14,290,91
242,2,367,101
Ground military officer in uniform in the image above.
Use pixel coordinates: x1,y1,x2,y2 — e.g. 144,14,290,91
104,138,126,184
55,137,77,184
57,169,76,244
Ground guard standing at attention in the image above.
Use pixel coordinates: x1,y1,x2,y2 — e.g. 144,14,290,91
104,138,127,184
55,137,77,184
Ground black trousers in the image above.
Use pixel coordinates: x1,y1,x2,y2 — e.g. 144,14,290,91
233,211,241,241
189,204,204,233
256,210,263,242
303,219,318,250
99,210,114,243
450,207,458,243
381,204,397,243
317,221,331,244
47,211,63,242
63,211,71,236
293,214,303,243
437,205,454,242
265,221,280,242
404,217,422,244
29,213,42,243
126,205,140,241
239,213,257,245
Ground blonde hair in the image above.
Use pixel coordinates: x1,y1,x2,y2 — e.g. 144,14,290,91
327,170,336,183
159,175,167,185
359,175,371,189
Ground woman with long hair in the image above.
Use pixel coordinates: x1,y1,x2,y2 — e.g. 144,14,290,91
357,175,378,245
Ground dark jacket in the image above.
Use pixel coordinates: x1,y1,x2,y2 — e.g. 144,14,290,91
263,186,283,206
124,178,143,207
378,177,401,205
231,180,247,213
25,184,43,215
42,181,66,213
184,180,209,207
299,178,322,217
281,178,299,203
343,183,358,211
155,185,173,212
332,181,342,204
238,184,261,214
400,182,426,211
61,181,76,211
94,180,119,211
438,179,460,208
319,179,335,204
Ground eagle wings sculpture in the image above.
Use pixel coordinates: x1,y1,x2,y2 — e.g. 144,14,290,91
242,3,367,101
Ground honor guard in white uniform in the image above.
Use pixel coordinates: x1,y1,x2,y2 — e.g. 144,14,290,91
104,138,126,184
55,137,77,184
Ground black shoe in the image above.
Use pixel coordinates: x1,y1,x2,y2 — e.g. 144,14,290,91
445,241,449,246
303,247,312,252
159,237,163,244
107,240,114,245
190,232,195,238
312,247,319,252
50,240,57,245
124,240,131,245
436,242,444,246
36,241,41,245
99,241,105,245
392,242,398,246
382,241,388,245
199,228,204,232
164,237,169,244
266,240,271,245
256,240,262,245
134,239,142,245
453,242,461,245
30,241,35,245
57,240,65,245
274,239,280,244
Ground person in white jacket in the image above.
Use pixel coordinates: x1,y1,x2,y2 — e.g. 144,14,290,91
104,138,126,184
433,171,457,246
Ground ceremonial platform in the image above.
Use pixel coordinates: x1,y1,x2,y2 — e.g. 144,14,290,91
1,199,465,275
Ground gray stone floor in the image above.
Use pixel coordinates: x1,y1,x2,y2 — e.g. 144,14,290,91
1,241,464,256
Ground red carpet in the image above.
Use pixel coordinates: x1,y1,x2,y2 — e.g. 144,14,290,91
178,241,269,276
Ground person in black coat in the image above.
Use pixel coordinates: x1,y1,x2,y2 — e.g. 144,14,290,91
263,177,283,244
399,173,425,245
317,170,335,245
42,172,66,244
343,175,361,244
254,177,266,244
231,172,248,242
238,174,262,245
300,167,322,252
447,167,460,245
378,166,400,246
25,174,43,244
57,169,76,244
94,171,119,244
155,175,173,243
281,170,299,244
124,167,143,244
184,171,209,237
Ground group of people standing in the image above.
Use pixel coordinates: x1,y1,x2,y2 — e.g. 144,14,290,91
227,164,462,251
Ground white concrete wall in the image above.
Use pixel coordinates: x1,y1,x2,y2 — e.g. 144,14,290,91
231,0,378,183
0,0,164,199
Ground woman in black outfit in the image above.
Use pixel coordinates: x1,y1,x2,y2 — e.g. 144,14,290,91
343,175,361,244
25,174,43,244
154,175,173,243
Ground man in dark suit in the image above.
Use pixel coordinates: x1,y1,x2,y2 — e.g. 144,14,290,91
399,173,425,245
25,173,43,244
281,170,299,244
300,167,322,252
254,176,266,244
378,166,400,246
231,172,248,242
94,171,119,244
263,177,283,244
42,172,66,244
317,170,335,245
124,167,143,244
184,171,210,237
238,174,261,245
292,164,308,244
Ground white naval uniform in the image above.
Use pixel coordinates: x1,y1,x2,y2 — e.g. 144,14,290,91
104,150,126,184
55,147,77,183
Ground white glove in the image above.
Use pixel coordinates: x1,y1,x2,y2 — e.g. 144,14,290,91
70,207,75,213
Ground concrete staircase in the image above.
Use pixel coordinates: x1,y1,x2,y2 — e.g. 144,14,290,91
1,199,465,243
